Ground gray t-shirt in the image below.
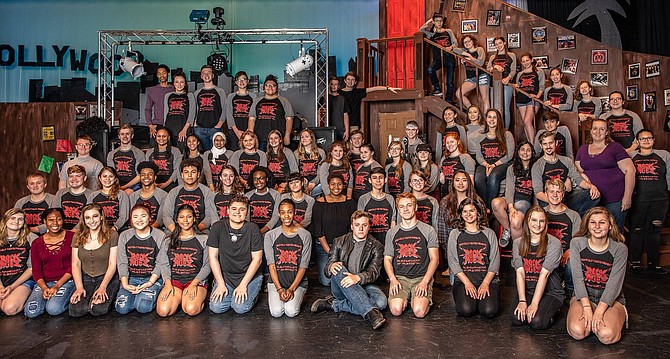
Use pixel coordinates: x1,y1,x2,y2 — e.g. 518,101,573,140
570,236,627,306
511,235,563,300
384,221,438,279
448,227,500,285
263,227,312,288
347,239,367,275
59,156,104,190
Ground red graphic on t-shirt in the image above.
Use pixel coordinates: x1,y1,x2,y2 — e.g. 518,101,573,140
398,241,420,259
210,164,223,176
64,206,81,220
388,176,399,189
268,160,281,174
300,161,317,176
520,77,535,88
294,213,304,223
416,210,428,223
371,213,389,227
610,119,630,133
523,257,543,275
278,249,299,265
200,96,215,108
218,205,229,218
259,104,278,117
153,159,169,171
251,205,270,219
179,199,200,215
520,179,532,190
25,213,41,226
547,227,564,242
170,100,184,111
116,160,131,172
173,252,194,268
484,147,500,158
241,162,256,175
584,265,609,284
442,164,455,177
636,162,658,175
0,253,21,268
129,252,150,268
355,173,366,186
235,102,250,114
101,205,116,220
463,248,485,265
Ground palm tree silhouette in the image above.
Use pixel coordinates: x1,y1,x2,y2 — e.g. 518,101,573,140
568,0,630,49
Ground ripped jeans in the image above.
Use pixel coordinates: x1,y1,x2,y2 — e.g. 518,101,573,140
628,199,669,267
115,276,163,314
24,279,76,318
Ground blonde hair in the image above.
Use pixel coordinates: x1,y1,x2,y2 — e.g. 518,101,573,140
575,207,625,243
0,209,30,247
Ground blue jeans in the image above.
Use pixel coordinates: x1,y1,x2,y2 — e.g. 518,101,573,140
310,183,323,199
428,58,455,101
115,277,163,314
562,263,574,297
475,163,510,208
24,280,76,318
194,127,220,152
514,200,532,215
501,85,514,129
330,267,387,317
209,275,263,314
566,188,599,216
603,200,627,232
315,244,331,286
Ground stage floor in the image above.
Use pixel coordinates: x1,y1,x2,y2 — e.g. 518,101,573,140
1,265,668,358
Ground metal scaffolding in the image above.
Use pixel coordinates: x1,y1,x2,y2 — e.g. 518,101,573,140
97,28,329,126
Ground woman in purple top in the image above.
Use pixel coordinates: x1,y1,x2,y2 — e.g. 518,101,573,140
575,119,635,230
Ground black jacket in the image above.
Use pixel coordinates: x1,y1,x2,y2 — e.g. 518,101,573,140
324,232,384,285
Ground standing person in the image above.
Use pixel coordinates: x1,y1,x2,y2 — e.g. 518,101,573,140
338,72,399,132
208,196,263,315
318,141,353,198
224,71,255,151
628,129,670,274
572,80,602,122
358,168,396,245
156,205,210,317
310,211,387,330
128,161,168,228
295,129,326,196
513,53,545,144
24,208,76,318
54,165,93,231
245,166,281,234
352,144,382,201
402,121,424,165
436,107,468,162
408,171,440,229
193,65,227,151
145,127,182,192
58,135,104,191
599,91,643,152
203,132,233,190
448,198,500,318
533,111,574,159
486,36,517,129
438,132,475,198
15,173,55,234
455,35,489,111
266,130,298,193
228,131,268,189
491,142,536,246
107,124,145,193
420,12,458,101
0,209,35,315
183,134,214,189
90,167,130,232
327,76,350,141
384,193,439,318
264,199,312,318
414,144,440,195
69,204,119,317
163,72,195,151
567,207,628,345
385,141,412,197
145,64,174,142
510,206,564,330
543,67,574,111
248,74,293,150
275,173,315,229
474,108,515,208
312,173,358,286
348,130,366,172
213,165,245,220
115,204,167,314
575,119,635,230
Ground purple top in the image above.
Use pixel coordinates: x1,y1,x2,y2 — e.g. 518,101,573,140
145,84,175,125
576,142,628,204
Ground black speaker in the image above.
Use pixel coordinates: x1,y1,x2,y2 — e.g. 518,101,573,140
82,129,109,164
29,79,43,102
309,126,336,152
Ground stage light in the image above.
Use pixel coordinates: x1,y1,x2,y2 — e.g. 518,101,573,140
211,7,226,28
190,10,210,24
119,43,144,79
208,52,230,77
286,50,314,77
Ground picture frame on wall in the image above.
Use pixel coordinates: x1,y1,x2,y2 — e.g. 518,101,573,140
507,33,520,49
627,85,639,101
74,105,88,120
486,37,496,52
644,92,657,112
590,72,608,87
561,58,578,75
665,88,670,106
452,0,466,12
628,63,641,79
645,60,661,78
487,10,501,26
591,49,608,65
600,97,611,112
557,35,576,50
533,56,549,69
42,125,56,142
461,19,478,33
532,27,547,44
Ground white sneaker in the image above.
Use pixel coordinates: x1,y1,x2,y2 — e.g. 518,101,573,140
499,229,511,247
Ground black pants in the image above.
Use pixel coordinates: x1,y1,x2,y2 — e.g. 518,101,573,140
509,292,562,330
69,273,119,317
453,281,499,318
628,199,668,266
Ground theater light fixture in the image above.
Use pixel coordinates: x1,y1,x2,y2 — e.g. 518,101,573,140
286,45,314,77
211,7,226,29
119,43,144,79
189,10,210,24
208,52,230,77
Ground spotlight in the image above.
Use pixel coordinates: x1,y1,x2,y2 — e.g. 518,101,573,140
119,43,144,79
286,47,313,77
190,10,210,24
208,52,229,77
211,7,226,29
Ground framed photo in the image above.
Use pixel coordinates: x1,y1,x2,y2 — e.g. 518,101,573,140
42,125,55,142
486,37,496,53
599,97,611,112
590,72,608,87
507,33,520,49
532,27,547,44
644,92,657,112
89,104,99,117
665,111,670,132
533,56,549,69
452,0,466,12
557,35,576,50
626,85,639,101
561,58,578,75
487,10,501,26
74,105,88,120
646,60,661,78
591,49,608,65
665,88,670,106
461,19,478,33
628,63,641,80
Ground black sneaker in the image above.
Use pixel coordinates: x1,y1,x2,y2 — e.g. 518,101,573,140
651,266,668,275
431,89,443,97
366,308,385,330
310,296,334,313
630,262,644,274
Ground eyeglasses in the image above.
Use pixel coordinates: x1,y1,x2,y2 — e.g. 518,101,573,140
76,143,91,148
236,78,249,82
609,97,623,102
638,136,654,141
265,84,277,88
